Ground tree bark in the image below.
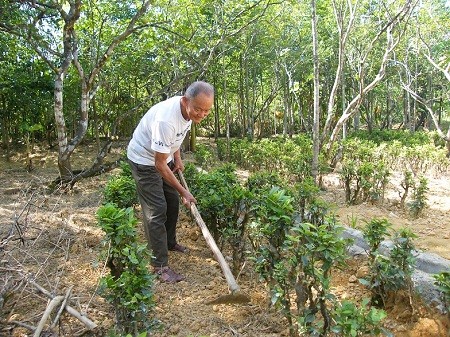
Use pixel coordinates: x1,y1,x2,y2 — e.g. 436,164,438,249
311,0,320,182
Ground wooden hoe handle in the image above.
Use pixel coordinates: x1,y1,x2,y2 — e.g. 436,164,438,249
178,170,240,293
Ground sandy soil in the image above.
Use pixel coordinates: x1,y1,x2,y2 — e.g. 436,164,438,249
0,144,449,337
320,171,450,260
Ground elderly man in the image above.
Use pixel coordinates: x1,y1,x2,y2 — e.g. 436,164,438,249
127,81,214,283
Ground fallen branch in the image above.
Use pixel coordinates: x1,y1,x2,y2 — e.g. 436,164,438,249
7,320,36,331
34,295,65,337
27,278,97,330
51,286,73,329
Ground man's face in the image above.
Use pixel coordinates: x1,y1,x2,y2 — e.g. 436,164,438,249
186,92,214,124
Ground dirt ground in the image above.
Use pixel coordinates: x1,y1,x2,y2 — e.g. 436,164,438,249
0,143,449,337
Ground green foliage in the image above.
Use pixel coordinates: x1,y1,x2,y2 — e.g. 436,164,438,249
246,170,284,194
218,136,316,182
351,130,450,175
249,187,294,250
361,219,417,308
182,162,200,187
119,160,134,178
390,228,417,277
340,138,390,205
332,298,391,337
349,129,433,147
97,204,156,335
103,162,138,209
433,272,450,312
248,186,351,336
407,176,429,218
362,218,391,254
186,163,250,274
399,170,414,206
193,143,216,169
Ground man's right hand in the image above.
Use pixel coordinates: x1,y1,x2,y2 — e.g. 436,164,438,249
181,190,197,208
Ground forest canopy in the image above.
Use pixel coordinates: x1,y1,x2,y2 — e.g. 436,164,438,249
0,0,448,181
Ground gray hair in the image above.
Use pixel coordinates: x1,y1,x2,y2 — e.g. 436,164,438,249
185,81,214,99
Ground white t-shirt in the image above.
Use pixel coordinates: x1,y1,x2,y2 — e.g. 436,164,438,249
127,96,192,166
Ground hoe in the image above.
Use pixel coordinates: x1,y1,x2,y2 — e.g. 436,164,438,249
178,171,250,305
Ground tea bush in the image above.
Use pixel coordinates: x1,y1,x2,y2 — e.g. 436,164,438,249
97,204,156,335
433,272,450,313
103,161,138,209
193,143,216,169
216,136,316,182
360,218,416,308
339,138,390,204
332,298,391,337
248,186,360,336
184,163,250,274
407,176,429,218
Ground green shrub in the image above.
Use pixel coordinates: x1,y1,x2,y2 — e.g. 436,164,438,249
407,176,429,218
433,272,450,313
248,187,350,336
187,163,250,274
104,174,138,209
361,219,417,308
217,137,316,182
348,129,432,146
332,298,391,337
119,160,134,178
399,170,414,206
97,204,156,335
193,143,216,169
246,170,284,194
103,161,138,209
340,139,390,204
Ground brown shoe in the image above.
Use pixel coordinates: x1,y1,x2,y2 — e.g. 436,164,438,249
169,243,189,253
154,266,185,283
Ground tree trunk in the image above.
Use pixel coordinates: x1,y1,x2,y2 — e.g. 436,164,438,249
1,94,10,161
190,123,197,152
311,0,320,182
322,0,356,144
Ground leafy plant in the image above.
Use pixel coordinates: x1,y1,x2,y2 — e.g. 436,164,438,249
186,163,250,274
339,138,390,205
246,170,284,195
407,176,428,218
97,204,157,335
332,298,392,337
433,272,450,313
248,186,350,337
103,162,138,209
399,170,413,207
193,143,216,169
361,219,417,308
293,176,320,222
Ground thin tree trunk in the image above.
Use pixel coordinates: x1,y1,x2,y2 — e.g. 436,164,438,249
322,0,357,143
326,0,415,155
311,0,320,182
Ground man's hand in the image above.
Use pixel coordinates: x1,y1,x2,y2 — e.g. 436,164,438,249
180,190,197,208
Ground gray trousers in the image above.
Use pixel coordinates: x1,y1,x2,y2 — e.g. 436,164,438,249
128,160,180,267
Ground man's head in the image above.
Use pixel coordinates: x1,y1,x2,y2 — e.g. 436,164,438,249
181,81,214,124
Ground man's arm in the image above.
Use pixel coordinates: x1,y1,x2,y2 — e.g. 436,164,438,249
154,151,196,207
172,149,184,172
